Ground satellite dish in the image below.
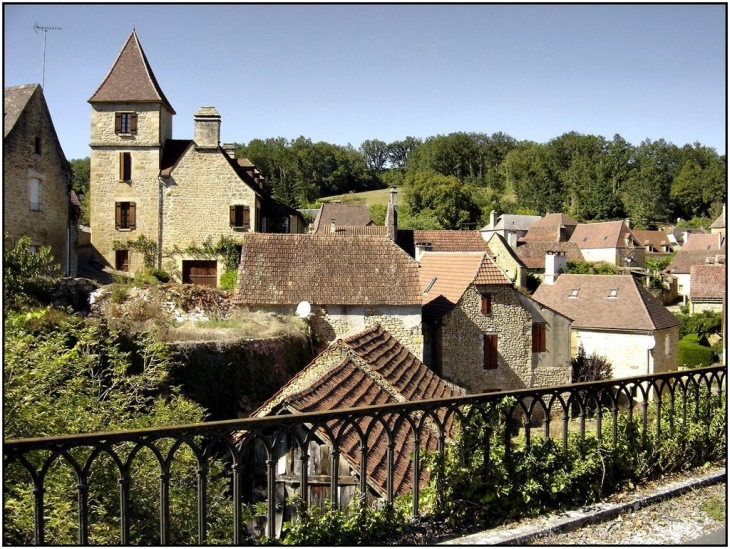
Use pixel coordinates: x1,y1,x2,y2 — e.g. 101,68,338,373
296,301,311,319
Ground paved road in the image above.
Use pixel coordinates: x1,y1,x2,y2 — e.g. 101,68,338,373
686,526,726,545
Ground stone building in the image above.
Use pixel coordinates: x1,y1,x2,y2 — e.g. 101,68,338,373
419,251,572,393
87,30,304,283
233,233,423,359
533,273,680,379
4,84,77,275
569,220,645,269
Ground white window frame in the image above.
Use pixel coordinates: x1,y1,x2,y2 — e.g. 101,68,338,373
28,172,44,211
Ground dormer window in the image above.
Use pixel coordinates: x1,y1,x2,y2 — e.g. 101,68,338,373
115,112,138,135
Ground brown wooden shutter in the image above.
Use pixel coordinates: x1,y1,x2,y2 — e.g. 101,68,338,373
483,334,498,370
119,153,124,180
243,206,250,227
115,202,121,229
481,294,491,315
129,202,136,230
130,113,138,134
230,205,236,227
115,112,122,133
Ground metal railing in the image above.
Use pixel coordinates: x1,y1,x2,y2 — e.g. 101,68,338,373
4,365,725,545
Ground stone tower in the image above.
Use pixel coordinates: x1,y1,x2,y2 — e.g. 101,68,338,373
88,29,175,271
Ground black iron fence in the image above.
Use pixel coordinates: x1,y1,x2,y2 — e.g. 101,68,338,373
4,365,725,545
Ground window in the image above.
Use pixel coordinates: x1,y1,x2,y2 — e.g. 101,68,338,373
607,288,619,298
480,294,492,315
115,250,129,272
483,334,498,370
34,137,41,154
665,333,671,357
115,112,138,134
119,153,132,181
29,177,42,211
230,205,251,229
569,288,580,298
532,323,547,353
115,201,136,230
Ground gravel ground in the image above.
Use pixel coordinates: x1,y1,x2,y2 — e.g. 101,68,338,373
530,479,726,545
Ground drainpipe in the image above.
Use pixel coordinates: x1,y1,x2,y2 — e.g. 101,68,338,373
157,175,164,269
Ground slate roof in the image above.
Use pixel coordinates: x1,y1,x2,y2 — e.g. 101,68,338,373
520,213,579,243
88,30,175,113
532,274,679,332
311,203,373,234
250,324,466,497
570,220,640,249
516,241,585,269
233,234,421,306
689,265,726,300
4,84,37,138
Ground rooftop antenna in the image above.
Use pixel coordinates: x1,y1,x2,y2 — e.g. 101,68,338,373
34,23,62,89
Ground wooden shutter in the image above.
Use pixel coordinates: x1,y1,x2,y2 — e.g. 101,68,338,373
481,294,491,315
119,153,124,180
532,324,546,353
115,112,122,133
483,334,498,370
230,205,236,227
128,202,136,230
243,206,250,227
115,202,121,229
130,113,138,134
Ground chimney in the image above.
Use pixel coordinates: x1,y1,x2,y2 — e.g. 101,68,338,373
194,106,221,149
490,210,497,229
222,143,237,158
330,219,336,234
385,187,398,242
544,251,566,285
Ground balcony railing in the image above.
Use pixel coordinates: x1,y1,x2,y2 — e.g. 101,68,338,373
4,365,725,545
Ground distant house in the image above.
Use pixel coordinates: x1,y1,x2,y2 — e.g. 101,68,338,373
569,220,645,269
533,273,680,380
419,251,571,392
665,233,725,301
244,323,465,534
709,207,725,236
485,233,528,287
630,230,674,262
233,233,423,358
88,30,305,283
516,241,585,275
479,210,542,248
4,84,77,275
688,264,725,315
519,212,579,243
311,202,374,234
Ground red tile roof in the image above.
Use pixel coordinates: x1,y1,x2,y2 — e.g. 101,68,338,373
532,274,679,331
413,230,490,252
322,225,389,236
233,234,421,306
251,324,465,496
570,220,640,249
681,233,724,251
88,30,175,113
667,244,726,274
516,241,585,269
520,213,579,243
690,265,726,300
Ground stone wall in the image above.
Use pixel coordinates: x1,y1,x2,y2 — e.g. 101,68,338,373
439,285,533,393
4,86,73,274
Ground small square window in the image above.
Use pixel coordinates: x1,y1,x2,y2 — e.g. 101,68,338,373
230,205,250,229
115,112,138,135
607,288,619,298
115,201,136,230
569,288,580,298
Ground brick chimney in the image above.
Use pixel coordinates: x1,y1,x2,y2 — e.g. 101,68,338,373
194,106,221,149
385,187,398,242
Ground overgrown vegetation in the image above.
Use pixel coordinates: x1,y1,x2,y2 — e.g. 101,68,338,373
567,260,620,275
3,234,61,304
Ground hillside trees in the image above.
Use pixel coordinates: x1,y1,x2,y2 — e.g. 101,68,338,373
402,172,482,229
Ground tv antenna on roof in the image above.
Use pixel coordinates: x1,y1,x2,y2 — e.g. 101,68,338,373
34,23,62,89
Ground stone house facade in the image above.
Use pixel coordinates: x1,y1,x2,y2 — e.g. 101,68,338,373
88,30,304,283
233,234,423,359
570,220,645,269
4,84,77,275
666,233,725,302
533,273,680,379
419,251,572,393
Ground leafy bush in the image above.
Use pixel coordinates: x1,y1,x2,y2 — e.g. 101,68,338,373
219,269,238,291
3,234,61,304
678,336,715,368
110,284,129,304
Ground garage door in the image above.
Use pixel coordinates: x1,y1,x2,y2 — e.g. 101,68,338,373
182,260,217,287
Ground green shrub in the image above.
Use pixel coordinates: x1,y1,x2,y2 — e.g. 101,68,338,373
219,270,237,291
110,285,129,304
148,268,170,283
3,234,61,304
678,337,715,368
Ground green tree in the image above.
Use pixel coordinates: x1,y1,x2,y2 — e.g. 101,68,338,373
670,144,727,221
387,136,422,170
360,139,389,172
502,143,564,214
70,157,91,224
402,171,481,229
3,234,61,304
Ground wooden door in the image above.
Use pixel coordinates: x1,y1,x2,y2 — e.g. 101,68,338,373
182,260,217,287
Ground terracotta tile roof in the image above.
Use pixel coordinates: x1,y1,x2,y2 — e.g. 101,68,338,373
631,230,673,251
474,252,513,285
690,265,726,300
680,233,724,251
570,220,640,249
4,84,38,138
667,247,726,274
419,252,510,305
251,324,465,496
88,30,175,113
312,203,373,234
516,241,585,269
322,225,389,236
413,230,490,252
233,234,421,306
520,213,579,242
532,274,679,331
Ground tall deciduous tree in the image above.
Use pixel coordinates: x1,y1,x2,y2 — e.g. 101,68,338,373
403,171,481,229
360,139,389,172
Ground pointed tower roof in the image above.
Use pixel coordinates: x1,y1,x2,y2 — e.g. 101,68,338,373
88,30,175,113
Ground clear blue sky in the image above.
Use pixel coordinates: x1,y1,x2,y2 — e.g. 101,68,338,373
4,3,727,161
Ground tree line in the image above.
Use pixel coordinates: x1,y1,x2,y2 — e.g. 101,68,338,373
69,131,726,231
